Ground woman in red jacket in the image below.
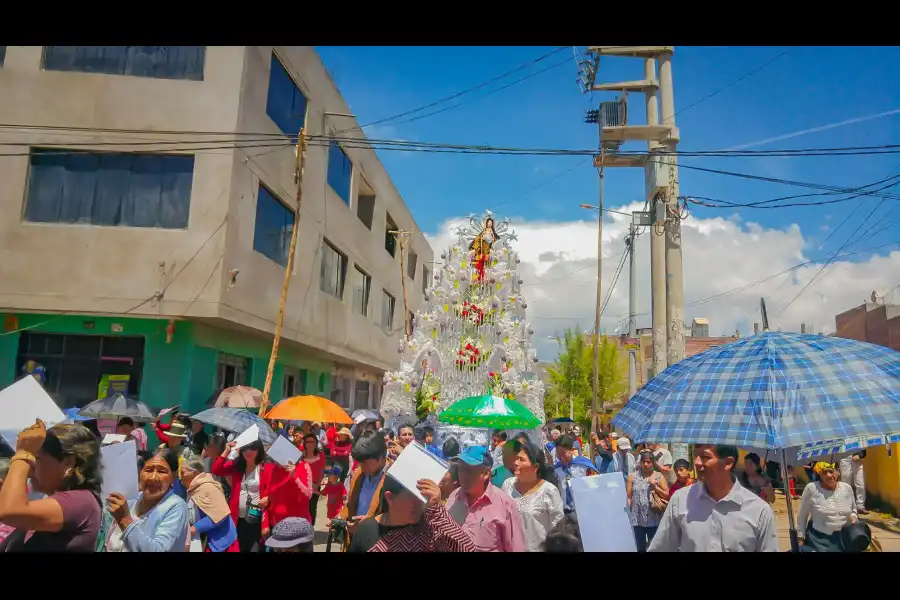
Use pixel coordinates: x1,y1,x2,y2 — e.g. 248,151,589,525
211,440,272,552
331,428,353,484
301,434,327,524
260,456,313,536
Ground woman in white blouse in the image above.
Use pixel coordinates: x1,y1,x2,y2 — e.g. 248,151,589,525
501,440,565,552
797,461,858,552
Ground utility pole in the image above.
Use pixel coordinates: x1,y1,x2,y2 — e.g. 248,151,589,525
591,155,605,442
626,220,638,398
658,52,685,367
644,57,668,380
260,129,309,417
391,230,413,337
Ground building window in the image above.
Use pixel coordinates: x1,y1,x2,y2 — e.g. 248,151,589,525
16,332,145,408
266,53,307,138
330,376,352,408
381,290,395,330
216,353,249,389
407,311,416,335
318,372,327,393
43,46,205,80
319,240,347,299
253,184,294,267
282,367,304,398
407,252,418,280
385,214,397,257
0,46,6,67
357,194,375,229
354,380,370,411
327,141,352,205
422,266,431,295
351,266,371,317
24,150,194,229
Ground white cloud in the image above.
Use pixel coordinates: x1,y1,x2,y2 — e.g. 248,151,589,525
426,209,900,360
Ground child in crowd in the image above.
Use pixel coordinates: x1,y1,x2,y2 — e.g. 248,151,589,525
322,467,348,520
666,458,695,497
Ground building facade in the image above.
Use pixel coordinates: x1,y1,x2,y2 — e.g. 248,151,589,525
0,46,433,417
834,301,900,514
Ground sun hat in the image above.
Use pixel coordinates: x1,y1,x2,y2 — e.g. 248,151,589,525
265,517,315,548
165,422,189,439
617,437,632,451
338,427,354,440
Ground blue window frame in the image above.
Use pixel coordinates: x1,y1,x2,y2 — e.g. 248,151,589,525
266,53,307,137
327,141,352,205
24,150,194,228
42,46,205,80
253,184,295,267
0,46,6,67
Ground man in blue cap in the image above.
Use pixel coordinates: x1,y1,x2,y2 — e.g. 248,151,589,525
445,446,525,552
553,435,599,515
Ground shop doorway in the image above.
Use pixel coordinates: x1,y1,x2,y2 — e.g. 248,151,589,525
16,332,145,408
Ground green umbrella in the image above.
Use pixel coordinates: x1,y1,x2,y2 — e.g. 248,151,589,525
438,395,541,429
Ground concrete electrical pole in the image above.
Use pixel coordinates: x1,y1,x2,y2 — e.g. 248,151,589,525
658,52,685,366
626,221,638,398
643,57,668,379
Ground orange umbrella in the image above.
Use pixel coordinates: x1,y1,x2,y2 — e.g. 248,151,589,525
264,395,353,425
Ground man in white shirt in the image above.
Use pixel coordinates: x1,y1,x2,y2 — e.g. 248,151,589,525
649,442,676,485
649,444,779,552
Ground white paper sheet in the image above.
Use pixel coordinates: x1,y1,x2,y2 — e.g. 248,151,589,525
385,441,448,503
101,440,140,501
102,433,127,445
267,435,303,467
0,377,66,447
189,538,203,552
227,424,259,460
571,473,637,552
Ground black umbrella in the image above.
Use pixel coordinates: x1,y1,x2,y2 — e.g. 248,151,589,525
78,393,156,421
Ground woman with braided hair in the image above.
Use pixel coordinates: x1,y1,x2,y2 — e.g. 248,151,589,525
0,419,102,552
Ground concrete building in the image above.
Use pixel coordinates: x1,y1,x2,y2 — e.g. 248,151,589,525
833,300,900,514
690,317,709,338
0,46,433,416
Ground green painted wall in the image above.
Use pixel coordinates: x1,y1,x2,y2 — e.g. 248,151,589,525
1,314,337,415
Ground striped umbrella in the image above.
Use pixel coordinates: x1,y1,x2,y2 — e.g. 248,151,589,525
78,393,155,421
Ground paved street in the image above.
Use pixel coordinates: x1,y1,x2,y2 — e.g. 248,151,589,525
310,493,900,552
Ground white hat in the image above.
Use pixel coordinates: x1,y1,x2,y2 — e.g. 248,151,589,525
610,432,619,439
617,437,632,450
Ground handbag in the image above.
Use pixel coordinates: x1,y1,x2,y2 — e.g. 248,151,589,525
242,468,262,525
649,475,668,514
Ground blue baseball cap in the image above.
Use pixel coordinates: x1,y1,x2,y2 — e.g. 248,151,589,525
453,445,492,468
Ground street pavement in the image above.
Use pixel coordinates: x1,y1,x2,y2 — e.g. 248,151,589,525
309,491,900,552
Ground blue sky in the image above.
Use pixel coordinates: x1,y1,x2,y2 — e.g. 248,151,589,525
315,46,900,349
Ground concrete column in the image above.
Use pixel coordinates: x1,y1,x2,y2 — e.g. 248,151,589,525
658,51,685,366
645,58,667,378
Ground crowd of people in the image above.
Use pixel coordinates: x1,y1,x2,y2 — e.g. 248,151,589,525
0,412,876,553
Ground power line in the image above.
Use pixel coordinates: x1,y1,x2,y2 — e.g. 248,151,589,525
535,236,900,323
333,46,570,135
666,50,789,123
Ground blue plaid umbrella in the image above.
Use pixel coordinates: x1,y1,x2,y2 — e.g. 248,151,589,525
613,331,900,552
190,408,277,445
612,332,900,448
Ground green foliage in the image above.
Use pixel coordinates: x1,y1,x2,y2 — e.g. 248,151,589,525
544,329,626,423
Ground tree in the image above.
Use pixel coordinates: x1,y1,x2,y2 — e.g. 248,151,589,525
545,329,625,425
